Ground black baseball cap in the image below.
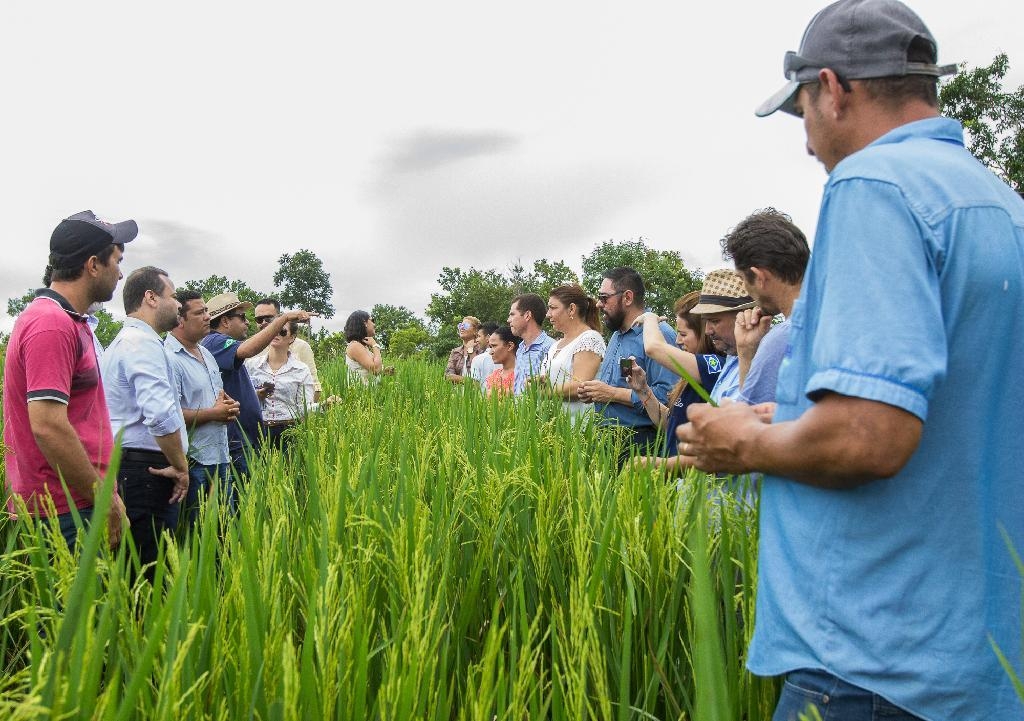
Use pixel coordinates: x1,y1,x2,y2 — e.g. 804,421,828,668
49,210,138,270
756,0,957,117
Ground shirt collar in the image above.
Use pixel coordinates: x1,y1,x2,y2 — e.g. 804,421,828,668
35,288,88,321
866,117,964,152
123,316,162,339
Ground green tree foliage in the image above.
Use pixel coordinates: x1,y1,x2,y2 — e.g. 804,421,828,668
273,249,335,318
7,288,36,318
370,304,425,351
179,275,268,307
940,53,1024,194
90,308,123,348
389,325,432,358
580,239,703,318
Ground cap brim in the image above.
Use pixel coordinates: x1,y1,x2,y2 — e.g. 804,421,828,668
691,300,758,314
755,79,800,117
108,219,139,245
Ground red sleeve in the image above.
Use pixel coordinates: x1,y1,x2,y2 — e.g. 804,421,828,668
22,316,82,404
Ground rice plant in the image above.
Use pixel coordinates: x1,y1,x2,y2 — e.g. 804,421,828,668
0,358,775,719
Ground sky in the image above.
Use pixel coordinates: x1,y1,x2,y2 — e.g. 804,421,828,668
2,0,1021,334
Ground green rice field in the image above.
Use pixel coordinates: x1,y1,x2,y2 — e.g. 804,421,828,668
0,359,781,720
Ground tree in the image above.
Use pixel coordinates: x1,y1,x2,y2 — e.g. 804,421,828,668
179,275,268,307
6,288,123,348
389,325,432,358
940,53,1024,195
273,249,335,318
7,288,35,318
370,304,424,351
581,238,703,318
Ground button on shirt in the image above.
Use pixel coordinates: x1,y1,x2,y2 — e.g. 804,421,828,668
748,118,1024,721
101,318,187,455
164,334,229,466
513,331,554,395
245,353,315,422
596,321,679,429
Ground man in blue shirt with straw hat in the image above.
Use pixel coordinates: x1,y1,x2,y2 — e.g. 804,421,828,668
677,1,1024,719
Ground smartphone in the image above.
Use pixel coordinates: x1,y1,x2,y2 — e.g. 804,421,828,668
262,381,275,396
619,357,633,377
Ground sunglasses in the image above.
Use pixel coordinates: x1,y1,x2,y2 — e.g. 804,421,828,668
457,322,475,331
255,315,275,325
226,313,248,321
597,291,623,303
278,328,290,337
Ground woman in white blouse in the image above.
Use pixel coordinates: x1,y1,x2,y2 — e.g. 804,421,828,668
539,284,606,416
246,320,315,450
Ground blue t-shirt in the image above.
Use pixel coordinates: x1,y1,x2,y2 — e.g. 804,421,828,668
748,118,1024,721
200,332,262,450
738,318,790,405
663,353,725,456
513,331,553,395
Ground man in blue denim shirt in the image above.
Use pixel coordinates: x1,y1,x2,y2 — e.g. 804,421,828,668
578,267,678,460
679,1,1024,719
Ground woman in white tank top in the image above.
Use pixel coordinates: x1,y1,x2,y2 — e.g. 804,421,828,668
539,284,606,417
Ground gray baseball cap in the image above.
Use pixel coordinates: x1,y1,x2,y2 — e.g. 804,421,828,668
49,210,138,270
756,0,957,117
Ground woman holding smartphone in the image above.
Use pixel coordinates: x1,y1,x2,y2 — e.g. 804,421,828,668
246,320,315,450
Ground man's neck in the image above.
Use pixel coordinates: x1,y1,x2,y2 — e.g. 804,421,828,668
170,328,200,351
619,308,643,332
127,311,160,333
47,281,93,315
520,325,542,346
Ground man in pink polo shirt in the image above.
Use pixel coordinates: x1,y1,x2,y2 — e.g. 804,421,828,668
3,210,136,549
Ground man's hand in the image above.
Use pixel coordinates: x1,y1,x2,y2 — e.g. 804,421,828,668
734,308,773,358
577,379,618,404
283,309,319,324
676,400,767,474
623,359,649,395
209,390,240,422
149,465,190,505
108,492,128,548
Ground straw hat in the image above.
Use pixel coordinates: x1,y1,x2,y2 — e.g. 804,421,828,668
206,292,254,320
690,269,756,314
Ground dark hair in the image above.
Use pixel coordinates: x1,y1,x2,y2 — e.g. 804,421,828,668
668,291,717,406
344,310,371,342
48,243,122,284
174,289,203,317
603,266,645,306
479,321,499,336
720,208,810,285
491,324,522,352
860,37,940,108
281,320,299,336
807,37,939,109
255,297,281,311
549,283,601,331
123,266,170,314
512,293,546,327
210,314,229,331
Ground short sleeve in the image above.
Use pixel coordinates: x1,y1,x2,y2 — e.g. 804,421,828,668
572,331,606,358
202,333,243,372
805,178,945,419
22,321,83,404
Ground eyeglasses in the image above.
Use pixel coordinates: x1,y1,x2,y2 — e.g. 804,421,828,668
457,322,475,331
597,291,624,303
255,315,275,325
278,328,290,337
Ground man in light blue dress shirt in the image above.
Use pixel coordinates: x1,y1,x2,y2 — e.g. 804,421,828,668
102,266,189,574
507,293,553,395
165,290,239,529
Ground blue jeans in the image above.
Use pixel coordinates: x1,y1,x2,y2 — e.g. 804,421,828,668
773,669,924,721
55,506,94,550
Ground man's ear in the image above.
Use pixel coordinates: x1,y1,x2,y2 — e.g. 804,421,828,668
817,68,849,118
748,267,769,288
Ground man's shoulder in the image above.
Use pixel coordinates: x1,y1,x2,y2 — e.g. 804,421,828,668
292,336,313,353
202,332,238,351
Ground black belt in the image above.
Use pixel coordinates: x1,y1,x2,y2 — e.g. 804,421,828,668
121,448,170,465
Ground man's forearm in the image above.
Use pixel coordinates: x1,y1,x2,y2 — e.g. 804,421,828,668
740,396,923,489
154,432,190,472
33,425,102,500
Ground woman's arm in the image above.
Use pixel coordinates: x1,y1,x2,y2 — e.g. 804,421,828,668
550,350,601,400
641,313,699,378
348,340,383,373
